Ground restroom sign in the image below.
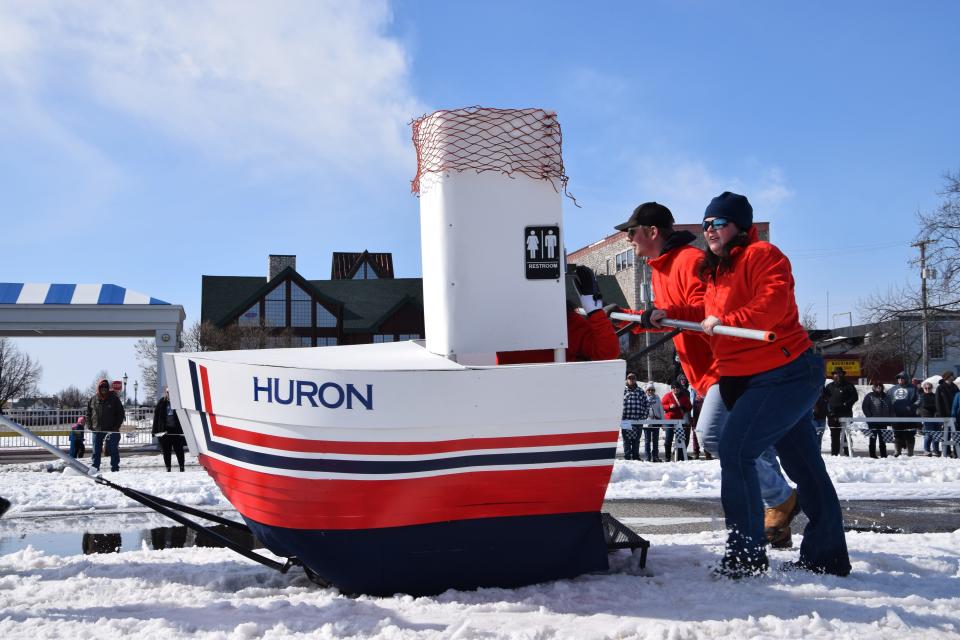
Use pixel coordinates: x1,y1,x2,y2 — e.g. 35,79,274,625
524,226,561,279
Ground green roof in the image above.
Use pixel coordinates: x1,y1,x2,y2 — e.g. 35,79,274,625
202,270,627,332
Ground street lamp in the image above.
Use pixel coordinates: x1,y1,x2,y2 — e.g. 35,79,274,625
134,381,139,407
122,373,128,404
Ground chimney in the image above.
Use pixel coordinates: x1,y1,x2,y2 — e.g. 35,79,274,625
268,255,296,280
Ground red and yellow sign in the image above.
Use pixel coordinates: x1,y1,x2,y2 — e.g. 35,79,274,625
824,358,861,377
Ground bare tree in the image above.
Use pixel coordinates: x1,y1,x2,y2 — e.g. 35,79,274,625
0,338,42,410
800,303,818,331
181,320,296,352
135,339,158,404
859,170,960,375
916,169,960,308
54,385,85,408
85,370,112,398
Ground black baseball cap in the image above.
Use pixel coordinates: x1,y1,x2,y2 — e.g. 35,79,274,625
614,202,675,231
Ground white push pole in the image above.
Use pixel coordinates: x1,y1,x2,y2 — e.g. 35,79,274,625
599,310,776,343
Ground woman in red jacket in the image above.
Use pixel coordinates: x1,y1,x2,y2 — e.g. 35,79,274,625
661,381,692,461
653,192,850,579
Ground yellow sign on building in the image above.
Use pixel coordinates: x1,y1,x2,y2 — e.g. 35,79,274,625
825,358,861,377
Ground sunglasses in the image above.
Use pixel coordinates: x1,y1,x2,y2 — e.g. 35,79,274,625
627,226,644,240
702,218,730,232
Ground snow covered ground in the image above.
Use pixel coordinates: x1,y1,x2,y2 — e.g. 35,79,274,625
1,454,958,639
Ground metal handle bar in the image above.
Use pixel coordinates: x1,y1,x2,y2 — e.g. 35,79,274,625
604,311,775,343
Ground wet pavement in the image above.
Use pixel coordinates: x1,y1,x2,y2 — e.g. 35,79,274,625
603,498,960,535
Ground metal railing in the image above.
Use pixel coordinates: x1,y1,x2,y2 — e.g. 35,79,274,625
838,417,957,455
0,407,156,450
621,418,691,460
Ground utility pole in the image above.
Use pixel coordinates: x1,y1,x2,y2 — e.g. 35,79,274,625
913,240,930,379
640,259,653,381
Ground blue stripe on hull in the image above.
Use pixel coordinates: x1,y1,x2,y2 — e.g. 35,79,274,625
245,511,609,597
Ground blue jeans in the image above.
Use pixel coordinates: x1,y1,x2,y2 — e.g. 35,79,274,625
922,423,941,454
643,426,660,461
92,432,120,471
697,384,794,508
69,431,85,458
718,351,850,573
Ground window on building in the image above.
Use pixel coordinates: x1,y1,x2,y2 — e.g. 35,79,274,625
316,303,337,328
290,283,312,327
614,250,634,272
238,303,260,327
606,259,612,275
397,333,421,341
930,330,945,360
353,262,379,280
264,284,286,327
373,334,394,343
317,337,338,347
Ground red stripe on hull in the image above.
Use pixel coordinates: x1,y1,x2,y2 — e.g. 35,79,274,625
197,363,616,455
200,454,614,530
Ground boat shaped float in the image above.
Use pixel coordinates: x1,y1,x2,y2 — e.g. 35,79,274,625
166,341,623,596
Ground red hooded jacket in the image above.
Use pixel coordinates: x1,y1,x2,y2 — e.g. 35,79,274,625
497,309,620,364
620,232,720,397
665,227,812,377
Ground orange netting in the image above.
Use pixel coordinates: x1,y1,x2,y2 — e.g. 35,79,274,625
410,106,574,201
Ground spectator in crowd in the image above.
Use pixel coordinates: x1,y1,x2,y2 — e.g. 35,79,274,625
812,387,829,451
650,191,849,578
662,381,692,461
917,380,940,457
861,381,892,459
825,367,858,456
887,372,917,456
620,373,646,461
937,371,958,458
86,378,126,473
152,387,186,472
643,383,664,462
69,415,86,459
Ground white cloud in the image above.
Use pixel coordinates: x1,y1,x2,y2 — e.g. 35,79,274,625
0,0,423,175
631,157,794,222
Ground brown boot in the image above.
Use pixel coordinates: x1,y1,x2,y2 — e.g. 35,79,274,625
764,490,799,549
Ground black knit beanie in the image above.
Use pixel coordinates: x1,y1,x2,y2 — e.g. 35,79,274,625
704,192,753,231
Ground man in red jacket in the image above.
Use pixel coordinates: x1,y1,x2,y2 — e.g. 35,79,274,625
614,202,798,547
497,265,620,364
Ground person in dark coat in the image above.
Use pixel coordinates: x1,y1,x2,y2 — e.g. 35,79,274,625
812,387,829,451
86,379,126,473
917,380,940,457
936,371,958,458
153,387,186,472
69,415,86,459
861,381,892,459
825,367,858,456
887,372,917,456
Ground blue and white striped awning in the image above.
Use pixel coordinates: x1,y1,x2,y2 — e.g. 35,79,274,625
0,283,169,305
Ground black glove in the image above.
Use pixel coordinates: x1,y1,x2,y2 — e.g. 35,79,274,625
573,265,603,313
639,306,659,329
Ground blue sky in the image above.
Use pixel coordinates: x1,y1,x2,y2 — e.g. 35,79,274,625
2,1,958,396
